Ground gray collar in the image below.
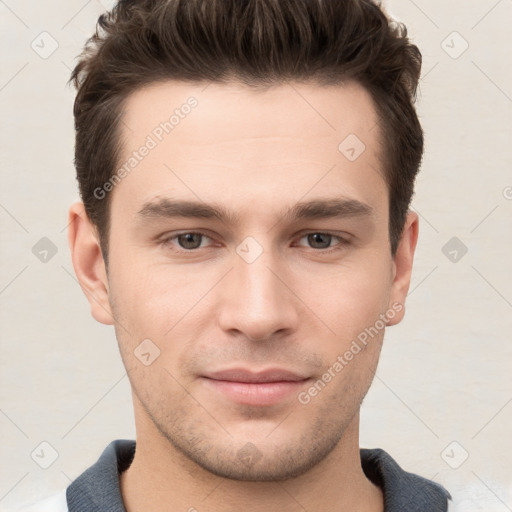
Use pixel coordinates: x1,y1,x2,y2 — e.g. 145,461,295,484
67,439,451,511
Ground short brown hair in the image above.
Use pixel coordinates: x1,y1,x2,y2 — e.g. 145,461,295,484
70,0,423,261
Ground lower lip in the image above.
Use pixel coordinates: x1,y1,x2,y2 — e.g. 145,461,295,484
202,378,309,406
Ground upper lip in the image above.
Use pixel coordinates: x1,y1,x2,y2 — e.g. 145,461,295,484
204,368,309,383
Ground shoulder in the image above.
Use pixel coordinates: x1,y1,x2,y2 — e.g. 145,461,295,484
16,489,68,512
361,448,452,512
66,439,135,511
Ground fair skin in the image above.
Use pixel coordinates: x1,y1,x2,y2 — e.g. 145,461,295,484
68,80,418,512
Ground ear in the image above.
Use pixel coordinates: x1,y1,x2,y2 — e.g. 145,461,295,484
67,201,114,325
386,210,419,326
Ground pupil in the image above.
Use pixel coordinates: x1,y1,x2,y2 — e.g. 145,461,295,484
180,233,201,249
309,233,331,249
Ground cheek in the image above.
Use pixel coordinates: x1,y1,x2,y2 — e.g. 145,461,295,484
302,255,392,341
108,256,216,341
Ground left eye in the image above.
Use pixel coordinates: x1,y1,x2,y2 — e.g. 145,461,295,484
167,232,210,250
296,232,347,250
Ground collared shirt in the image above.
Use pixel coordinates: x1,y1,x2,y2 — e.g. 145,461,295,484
21,439,452,511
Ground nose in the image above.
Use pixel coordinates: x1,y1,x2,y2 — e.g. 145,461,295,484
216,244,299,342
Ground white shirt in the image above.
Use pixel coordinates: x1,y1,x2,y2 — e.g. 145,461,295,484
16,489,68,512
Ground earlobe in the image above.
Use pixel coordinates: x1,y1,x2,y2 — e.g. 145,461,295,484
387,210,419,326
67,202,114,325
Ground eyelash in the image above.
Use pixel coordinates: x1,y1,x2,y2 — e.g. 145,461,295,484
160,231,350,255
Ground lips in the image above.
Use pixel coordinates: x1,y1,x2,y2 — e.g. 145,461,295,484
204,368,309,383
201,368,310,406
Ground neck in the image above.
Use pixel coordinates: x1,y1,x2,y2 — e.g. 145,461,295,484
120,408,383,512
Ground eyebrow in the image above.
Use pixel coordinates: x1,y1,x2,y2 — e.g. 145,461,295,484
136,197,374,224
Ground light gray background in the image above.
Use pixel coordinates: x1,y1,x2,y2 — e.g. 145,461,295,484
1,0,511,510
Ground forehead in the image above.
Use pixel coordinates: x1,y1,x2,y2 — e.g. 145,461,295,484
111,80,387,225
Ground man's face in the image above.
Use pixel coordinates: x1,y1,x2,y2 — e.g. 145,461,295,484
97,80,409,480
